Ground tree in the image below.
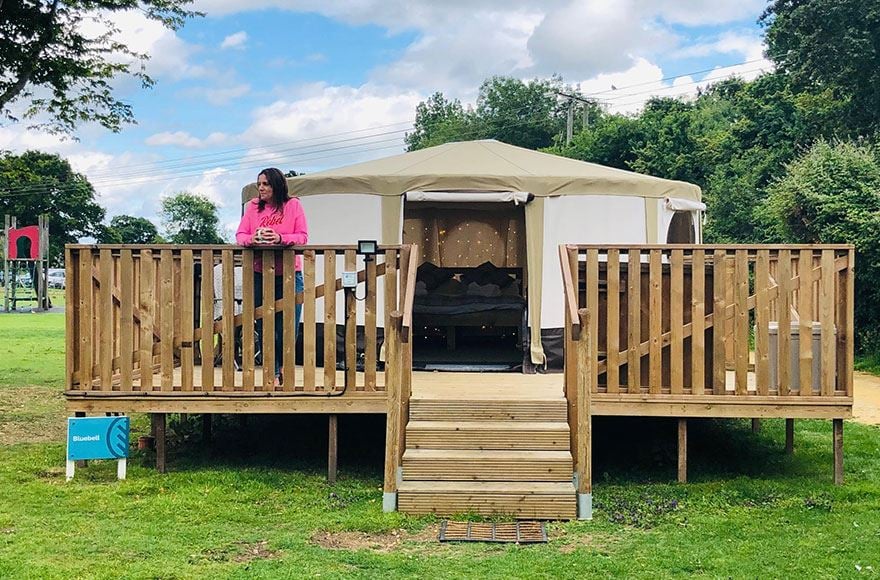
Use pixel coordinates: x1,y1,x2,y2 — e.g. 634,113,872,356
761,0,880,135
0,149,105,264
0,0,200,136
97,214,162,244
476,76,567,150
405,92,481,151
160,192,224,244
549,113,644,171
762,140,880,350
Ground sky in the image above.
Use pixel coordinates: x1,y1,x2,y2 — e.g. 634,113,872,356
1,0,774,239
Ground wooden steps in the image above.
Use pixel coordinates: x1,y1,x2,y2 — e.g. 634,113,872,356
398,390,576,519
409,399,568,422
406,420,570,450
397,481,577,520
402,449,572,481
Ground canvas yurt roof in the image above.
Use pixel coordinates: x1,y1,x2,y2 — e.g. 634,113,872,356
241,139,701,202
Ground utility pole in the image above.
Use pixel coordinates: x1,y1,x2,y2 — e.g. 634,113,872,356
566,101,574,146
558,91,597,146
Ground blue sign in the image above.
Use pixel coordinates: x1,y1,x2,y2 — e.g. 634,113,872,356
67,417,130,461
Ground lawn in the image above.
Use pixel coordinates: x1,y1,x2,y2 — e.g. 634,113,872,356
1,312,879,578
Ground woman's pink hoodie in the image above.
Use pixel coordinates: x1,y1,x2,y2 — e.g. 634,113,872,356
236,197,308,272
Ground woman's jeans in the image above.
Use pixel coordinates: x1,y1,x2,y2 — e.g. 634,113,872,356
254,270,304,377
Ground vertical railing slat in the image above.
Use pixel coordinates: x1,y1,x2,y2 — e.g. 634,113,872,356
241,250,255,390
303,250,316,391
691,250,705,395
627,249,641,394
323,251,337,391
140,250,155,391
586,249,600,394
670,249,684,395
383,250,398,391
119,250,134,390
606,249,620,394
755,250,771,395
282,250,297,392
798,249,814,396
98,249,113,391
262,249,276,391
365,255,377,391
200,249,214,391
734,250,749,396
820,250,835,396
844,249,855,397
345,249,357,391
160,249,175,391
65,248,78,390
712,250,726,395
222,249,235,391
78,250,93,390
180,250,194,392
648,249,662,394
777,250,792,396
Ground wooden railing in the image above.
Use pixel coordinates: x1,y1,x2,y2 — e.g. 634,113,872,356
560,245,855,398
65,244,418,396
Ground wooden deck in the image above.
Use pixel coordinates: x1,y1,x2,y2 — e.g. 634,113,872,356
63,242,856,520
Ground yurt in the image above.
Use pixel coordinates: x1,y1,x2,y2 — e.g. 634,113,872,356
241,139,703,371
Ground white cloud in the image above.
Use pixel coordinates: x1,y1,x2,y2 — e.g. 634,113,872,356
78,10,209,82
241,83,421,171
221,31,248,50
527,0,676,78
575,58,665,114
372,9,541,95
145,131,232,148
180,83,252,106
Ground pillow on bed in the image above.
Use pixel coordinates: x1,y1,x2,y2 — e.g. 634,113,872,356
432,277,465,297
461,261,514,288
416,261,453,291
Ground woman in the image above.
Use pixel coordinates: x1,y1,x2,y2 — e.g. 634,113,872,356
236,167,308,384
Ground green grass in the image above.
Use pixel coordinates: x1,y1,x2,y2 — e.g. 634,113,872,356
856,352,880,376
1,312,880,578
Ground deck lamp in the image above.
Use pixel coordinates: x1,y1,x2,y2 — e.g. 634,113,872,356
357,239,378,262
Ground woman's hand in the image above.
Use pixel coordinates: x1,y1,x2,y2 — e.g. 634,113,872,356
255,227,281,245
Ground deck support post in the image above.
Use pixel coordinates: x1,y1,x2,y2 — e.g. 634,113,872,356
152,413,167,473
202,414,212,442
576,309,593,520
751,419,762,433
677,418,687,483
833,418,843,485
383,313,403,512
785,419,794,454
328,414,338,484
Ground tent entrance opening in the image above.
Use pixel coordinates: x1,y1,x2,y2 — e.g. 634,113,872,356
403,200,527,371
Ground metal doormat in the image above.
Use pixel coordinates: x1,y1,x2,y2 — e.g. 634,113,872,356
438,520,547,544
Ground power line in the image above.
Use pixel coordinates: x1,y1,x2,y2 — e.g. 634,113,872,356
0,57,770,199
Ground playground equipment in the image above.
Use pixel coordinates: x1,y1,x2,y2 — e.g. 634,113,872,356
2,215,50,312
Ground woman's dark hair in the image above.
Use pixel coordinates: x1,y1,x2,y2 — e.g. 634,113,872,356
256,167,290,211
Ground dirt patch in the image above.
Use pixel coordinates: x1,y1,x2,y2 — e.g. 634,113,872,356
189,540,280,564
311,526,440,553
0,386,65,445
232,540,279,563
853,372,880,425
549,525,617,554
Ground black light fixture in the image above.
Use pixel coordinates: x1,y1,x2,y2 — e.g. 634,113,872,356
357,239,378,262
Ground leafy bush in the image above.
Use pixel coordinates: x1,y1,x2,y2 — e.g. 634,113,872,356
763,140,880,350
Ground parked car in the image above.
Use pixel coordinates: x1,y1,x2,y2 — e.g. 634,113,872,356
47,268,66,289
